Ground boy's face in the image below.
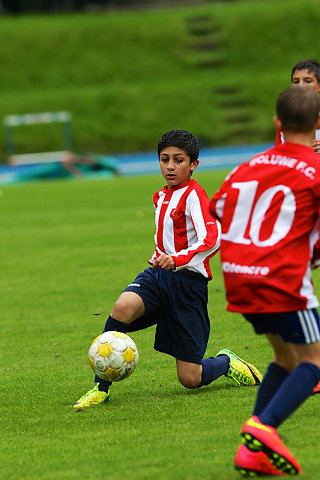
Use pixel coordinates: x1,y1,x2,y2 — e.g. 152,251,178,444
159,146,198,189
292,69,320,93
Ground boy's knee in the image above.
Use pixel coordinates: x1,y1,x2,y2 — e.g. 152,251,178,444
177,372,201,389
111,298,130,323
111,292,145,324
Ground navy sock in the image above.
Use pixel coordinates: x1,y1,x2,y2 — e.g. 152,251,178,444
259,362,320,428
253,362,289,416
95,376,112,392
103,315,129,333
95,316,129,392
198,355,229,387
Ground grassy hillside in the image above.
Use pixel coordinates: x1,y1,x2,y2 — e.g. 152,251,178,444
0,0,319,160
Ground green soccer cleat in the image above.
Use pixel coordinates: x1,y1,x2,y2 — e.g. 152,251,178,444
216,349,263,386
73,383,110,411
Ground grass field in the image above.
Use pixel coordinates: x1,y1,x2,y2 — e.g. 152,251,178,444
1,170,320,480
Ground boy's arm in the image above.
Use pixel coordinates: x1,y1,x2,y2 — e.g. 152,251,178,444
210,181,229,222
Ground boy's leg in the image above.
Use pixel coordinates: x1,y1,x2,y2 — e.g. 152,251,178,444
257,339,320,428
175,352,262,389
240,338,320,475
73,292,145,410
258,361,320,426
94,315,131,393
96,294,156,392
199,356,229,386
253,362,289,416
176,358,229,389
252,334,295,416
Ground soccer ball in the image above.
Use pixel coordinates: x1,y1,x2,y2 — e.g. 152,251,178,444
88,331,139,381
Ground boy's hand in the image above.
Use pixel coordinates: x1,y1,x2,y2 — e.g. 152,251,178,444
152,254,175,270
312,139,320,152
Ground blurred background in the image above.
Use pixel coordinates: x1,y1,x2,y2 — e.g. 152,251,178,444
0,0,319,179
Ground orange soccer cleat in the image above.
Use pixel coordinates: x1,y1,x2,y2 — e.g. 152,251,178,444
240,416,302,475
312,380,320,395
235,444,286,476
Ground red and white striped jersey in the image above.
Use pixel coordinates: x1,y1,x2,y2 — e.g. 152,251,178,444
210,142,320,313
149,179,221,279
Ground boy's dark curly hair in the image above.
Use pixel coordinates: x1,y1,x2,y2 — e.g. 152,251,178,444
157,130,199,162
291,59,320,84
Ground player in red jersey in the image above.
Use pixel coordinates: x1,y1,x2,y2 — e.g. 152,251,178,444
210,86,320,476
73,130,262,410
275,60,320,395
275,59,320,152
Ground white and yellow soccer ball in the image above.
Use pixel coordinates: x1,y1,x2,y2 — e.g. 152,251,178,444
88,331,139,381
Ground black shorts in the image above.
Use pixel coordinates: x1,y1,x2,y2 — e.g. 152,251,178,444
244,309,320,344
123,267,210,364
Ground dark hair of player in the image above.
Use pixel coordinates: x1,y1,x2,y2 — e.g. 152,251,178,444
291,59,320,84
276,86,320,132
157,129,199,163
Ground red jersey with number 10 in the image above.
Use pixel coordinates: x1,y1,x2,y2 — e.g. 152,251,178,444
210,142,320,313
149,179,221,280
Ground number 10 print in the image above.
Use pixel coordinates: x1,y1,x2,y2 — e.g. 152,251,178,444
222,181,296,247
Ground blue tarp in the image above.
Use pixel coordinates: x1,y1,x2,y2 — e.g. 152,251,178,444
0,143,273,185
0,154,119,185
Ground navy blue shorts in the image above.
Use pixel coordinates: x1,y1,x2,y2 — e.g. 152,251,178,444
244,309,320,344
123,267,210,364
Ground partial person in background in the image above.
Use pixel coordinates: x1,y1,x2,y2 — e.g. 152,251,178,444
275,59,320,151
276,58,320,395
211,86,320,476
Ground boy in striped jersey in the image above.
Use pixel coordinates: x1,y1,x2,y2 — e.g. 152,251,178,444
211,87,320,476
74,130,262,410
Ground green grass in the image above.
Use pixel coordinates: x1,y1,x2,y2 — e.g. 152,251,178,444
1,171,320,479
1,0,320,159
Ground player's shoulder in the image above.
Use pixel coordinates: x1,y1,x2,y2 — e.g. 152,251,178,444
279,143,320,174
152,187,165,205
248,143,320,168
188,178,211,199
188,178,206,192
